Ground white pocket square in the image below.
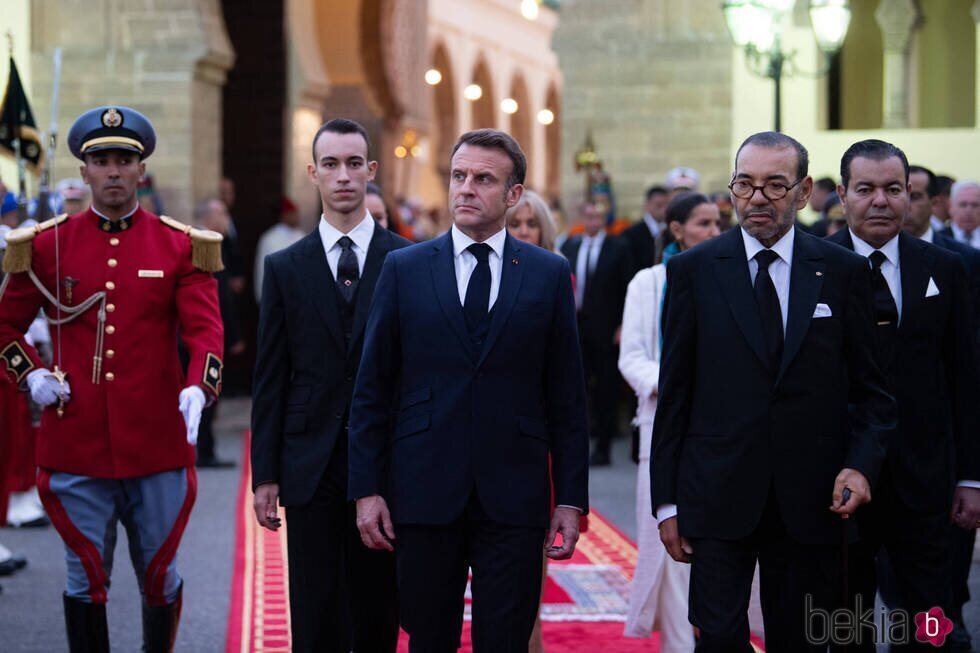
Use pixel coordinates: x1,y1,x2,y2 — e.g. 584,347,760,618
812,303,832,318
925,277,940,298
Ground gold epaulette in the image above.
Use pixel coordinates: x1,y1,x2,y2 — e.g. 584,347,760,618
160,214,225,273
2,214,69,273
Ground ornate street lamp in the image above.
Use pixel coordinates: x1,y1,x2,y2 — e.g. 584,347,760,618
723,0,851,132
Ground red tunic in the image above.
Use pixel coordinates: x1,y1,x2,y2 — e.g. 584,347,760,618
0,208,223,478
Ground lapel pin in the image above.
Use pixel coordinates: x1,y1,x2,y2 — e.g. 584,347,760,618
512,258,518,265
816,271,823,277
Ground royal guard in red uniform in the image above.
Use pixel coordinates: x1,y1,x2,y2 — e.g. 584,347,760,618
0,105,224,652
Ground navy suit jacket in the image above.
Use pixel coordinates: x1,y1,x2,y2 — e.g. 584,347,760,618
828,229,980,511
348,230,590,528
651,227,896,545
250,223,411,505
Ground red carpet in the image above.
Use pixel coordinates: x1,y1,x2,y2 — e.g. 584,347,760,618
228,434,765,651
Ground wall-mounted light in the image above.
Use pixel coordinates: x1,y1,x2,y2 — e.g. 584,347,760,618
501,98,518,114
521,0,539,20
425,68,443,85
394,145,408,158
463,84,483,101
536,109,555,125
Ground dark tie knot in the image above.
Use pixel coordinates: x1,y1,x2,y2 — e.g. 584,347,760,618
869,250,887,271
338,235,354,251
754,249,779,271
468,242,492,264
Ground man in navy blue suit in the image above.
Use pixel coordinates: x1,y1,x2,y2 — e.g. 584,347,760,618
349,129,590,652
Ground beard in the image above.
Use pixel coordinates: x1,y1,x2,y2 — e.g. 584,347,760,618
737,194,798,243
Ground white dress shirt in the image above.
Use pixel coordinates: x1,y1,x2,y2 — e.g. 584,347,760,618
574,230,605,309
741,226,794,334
451,224,505,309
930,215,945,234
849,229,902,321
318,211,375,279
951,224,980,249
643,213,662,238
920,227,935,243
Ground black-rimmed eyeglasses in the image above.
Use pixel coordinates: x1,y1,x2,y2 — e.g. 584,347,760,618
728,178,803,201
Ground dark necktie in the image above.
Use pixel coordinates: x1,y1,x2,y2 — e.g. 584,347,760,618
463,243,492,334
868,250,898,329
336,236,359,304
753,249,783,374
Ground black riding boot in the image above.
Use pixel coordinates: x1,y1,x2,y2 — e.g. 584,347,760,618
63,594,110,652
141,584,182,653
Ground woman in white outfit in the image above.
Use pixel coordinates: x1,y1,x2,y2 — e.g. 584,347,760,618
620,192,721,651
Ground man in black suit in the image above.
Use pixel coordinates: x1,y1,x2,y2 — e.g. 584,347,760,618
350,128,589,652
251,118,407,652
651,131,896,652
828,141,980,651
621,185,668,270
561,202,633,465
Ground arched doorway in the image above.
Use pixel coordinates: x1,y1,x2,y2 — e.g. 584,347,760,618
431,41,457,181
469,57,496,129
508,73,533,182
544,83,561,201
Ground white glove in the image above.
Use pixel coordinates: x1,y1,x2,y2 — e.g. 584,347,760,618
27,368,71,407
178,385,206,445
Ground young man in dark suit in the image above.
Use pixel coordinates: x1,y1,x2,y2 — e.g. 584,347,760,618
651,131,896,652
828,140,980,651
349,128,589,652
560,202,633,465
251,118,408,653
621,185,669,270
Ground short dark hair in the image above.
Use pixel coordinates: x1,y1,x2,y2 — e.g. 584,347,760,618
665,192,712,226
366,181,383,197
814,177,836,193
935,174,955,197
645,185,668,201
735,131,809,180
909,165,938,198
311,118,371,162
839,139,909,190
450,129,526,190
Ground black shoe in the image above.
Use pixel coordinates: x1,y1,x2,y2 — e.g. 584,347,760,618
8,515,51,528
589,449,611,466
196,456,236,469
143,583,182,652
63,594,109,653
0,555,27,576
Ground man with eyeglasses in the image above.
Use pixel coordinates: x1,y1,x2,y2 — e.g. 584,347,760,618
651,131,896,652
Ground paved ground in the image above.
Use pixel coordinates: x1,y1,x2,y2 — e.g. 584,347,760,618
2,399,980,651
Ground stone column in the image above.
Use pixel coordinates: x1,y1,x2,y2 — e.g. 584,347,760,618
29,0,234,221
875,0,920,129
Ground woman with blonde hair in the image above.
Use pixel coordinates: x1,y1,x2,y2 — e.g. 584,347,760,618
619,192,721,651
506,189,558,252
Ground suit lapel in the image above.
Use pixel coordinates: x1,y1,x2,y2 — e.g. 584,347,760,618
777,231,825,383
430,232,475,361
477,234,525,367
349,223,389,349
293,231,345,351
712,229,769,369
898,232,931,334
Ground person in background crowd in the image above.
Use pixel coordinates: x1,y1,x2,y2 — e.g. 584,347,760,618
253,197,305,304
804,176,840,237
218,176,248,297
621,186,668,271
932,175,956,232
364,182,389,230
136,173,163,215
56,178,90,215
620,191,720,650
827,139,980,653
505,188,561,653
1,192,18,228
0,105,224,651
652,131,895,652
193,197,244,469
709,191,735,230
251,118,406,652
561,201,633,466
944,181,980,249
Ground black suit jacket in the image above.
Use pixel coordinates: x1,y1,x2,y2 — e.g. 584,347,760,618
250,223,411,505
933,231,980,331
651,227,896,545
620,220,657,271
560,234,634,346
827,229,980,511
349,232,589,528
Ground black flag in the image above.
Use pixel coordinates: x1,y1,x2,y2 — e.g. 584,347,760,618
0,56,43,173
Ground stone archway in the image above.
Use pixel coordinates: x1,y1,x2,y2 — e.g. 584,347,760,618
544,82,561,201
470,56,496,129
431,40,457,181
508,73,533,182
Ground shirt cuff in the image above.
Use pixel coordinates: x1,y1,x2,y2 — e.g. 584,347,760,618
556,504,583,513
957,480,980,490
655,503,678,523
